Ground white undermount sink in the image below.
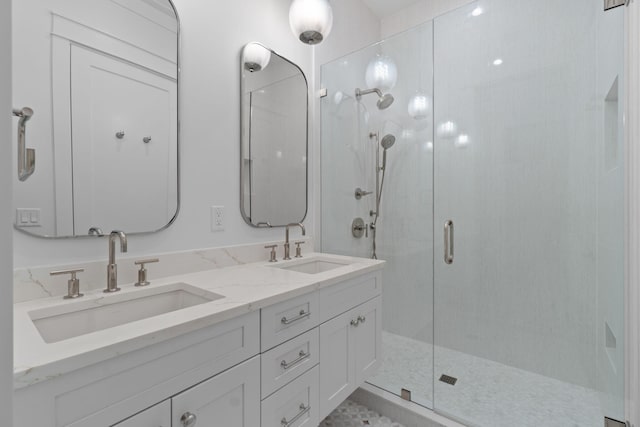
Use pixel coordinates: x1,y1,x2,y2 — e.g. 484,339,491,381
273,258,351,274
29,282,224,343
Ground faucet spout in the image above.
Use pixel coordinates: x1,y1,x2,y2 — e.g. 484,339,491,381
284,223,305,260
106,230,127,293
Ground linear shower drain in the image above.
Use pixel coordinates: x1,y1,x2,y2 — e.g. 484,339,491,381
439,374,458,385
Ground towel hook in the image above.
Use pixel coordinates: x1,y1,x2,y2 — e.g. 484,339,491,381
12,107,35,182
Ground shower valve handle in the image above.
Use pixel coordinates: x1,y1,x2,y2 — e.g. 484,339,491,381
355,188,373,200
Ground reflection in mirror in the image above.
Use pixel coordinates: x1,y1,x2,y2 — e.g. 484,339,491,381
13,0,179,237
240,43,308,227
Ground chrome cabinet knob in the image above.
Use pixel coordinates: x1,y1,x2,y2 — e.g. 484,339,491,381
180,412,197,427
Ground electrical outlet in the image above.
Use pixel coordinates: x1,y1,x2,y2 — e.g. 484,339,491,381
211,206,224,232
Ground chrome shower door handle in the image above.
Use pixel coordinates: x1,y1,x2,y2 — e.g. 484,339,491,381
444,220,454,264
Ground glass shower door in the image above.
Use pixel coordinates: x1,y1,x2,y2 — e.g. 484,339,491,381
320,23,436,409
432,1,625,426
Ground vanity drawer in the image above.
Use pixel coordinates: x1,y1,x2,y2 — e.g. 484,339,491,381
261,291,319,351
319,271,381,323
261,365,319,427
261,327,319,398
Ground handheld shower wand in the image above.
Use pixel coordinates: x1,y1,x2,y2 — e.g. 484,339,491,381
369,132,396,259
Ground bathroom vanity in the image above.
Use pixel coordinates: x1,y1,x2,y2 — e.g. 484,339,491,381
13,253,383,426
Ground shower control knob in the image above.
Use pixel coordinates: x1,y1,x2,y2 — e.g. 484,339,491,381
352,218,366,238
355,187,373,200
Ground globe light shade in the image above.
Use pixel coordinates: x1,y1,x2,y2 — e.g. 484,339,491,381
408,93,430,120
243,43,271,72
289,0,333,45
365,55,398,92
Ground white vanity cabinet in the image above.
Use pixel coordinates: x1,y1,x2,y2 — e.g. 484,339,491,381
318,273,382,420
14,260,383,427
171,356,260,427
112,401,170,427
112,357,260,427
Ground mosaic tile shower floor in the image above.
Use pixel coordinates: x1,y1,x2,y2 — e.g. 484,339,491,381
322,399,406,427
368,331,607,427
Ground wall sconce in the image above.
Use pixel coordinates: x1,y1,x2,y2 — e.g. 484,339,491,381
243,42,271,72
289,0,333,45
365,54,398,92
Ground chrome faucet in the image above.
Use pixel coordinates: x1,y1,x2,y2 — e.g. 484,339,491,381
284,223,306,260
105,231,127,293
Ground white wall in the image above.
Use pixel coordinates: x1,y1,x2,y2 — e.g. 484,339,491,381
380,0,474,38
13,0,381,270
0,0,13,422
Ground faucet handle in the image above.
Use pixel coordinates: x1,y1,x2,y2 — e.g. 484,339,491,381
134,258,159,287
50,268,85,299
294,241,305,258
264,245,278,263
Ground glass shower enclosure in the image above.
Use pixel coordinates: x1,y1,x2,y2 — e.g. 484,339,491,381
320,1,625,426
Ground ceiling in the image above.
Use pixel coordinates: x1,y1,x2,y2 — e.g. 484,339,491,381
360,0,422,18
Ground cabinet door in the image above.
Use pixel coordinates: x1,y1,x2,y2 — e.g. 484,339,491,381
172,356,260,427
112,401,170,427
319,309,356,420
354,296,382,384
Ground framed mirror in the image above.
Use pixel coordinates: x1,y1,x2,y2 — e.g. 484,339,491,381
240,42,308,228
12,0,179,238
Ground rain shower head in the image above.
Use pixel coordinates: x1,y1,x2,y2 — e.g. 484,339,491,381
355,88,395,110
380,134,396,150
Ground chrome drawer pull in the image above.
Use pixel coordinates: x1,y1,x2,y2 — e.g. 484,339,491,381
281,350,311,370
281,404,310,427
351,318,360,327
281,309,310,325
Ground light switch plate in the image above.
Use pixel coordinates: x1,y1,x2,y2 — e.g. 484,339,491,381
16,208,41,227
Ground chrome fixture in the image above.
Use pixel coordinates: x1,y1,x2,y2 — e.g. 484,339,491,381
12,107,35,182
295,241,305,258
105,231,127,293
180,412,197,427
281,309,310,325
115,131,125,139
281,350,310,370
352,217,366,238
354,187,373,200
355,88,395,110
444,220,454,264
134,258,159,287
289,0,333,45
281,403,311,427
368,132,396,259
143,136,152,143
50,268,84,299
88,227,104,236
284,223,306,260
265,244,278,262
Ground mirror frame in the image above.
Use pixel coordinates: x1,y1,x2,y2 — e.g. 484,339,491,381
14,0,181,239
239,42,309,228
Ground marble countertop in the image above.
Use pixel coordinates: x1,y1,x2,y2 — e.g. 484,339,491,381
14,252,384,389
